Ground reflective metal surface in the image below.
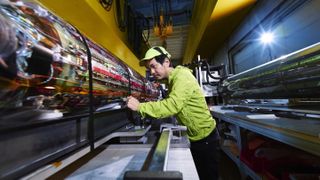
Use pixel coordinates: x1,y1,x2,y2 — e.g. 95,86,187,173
148,129,171,171
0,0,159,123
219,42,320,99
0,0,159,179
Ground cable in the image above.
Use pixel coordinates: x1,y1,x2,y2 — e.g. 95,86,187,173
203,60,223,80
115,0,127,31
142,18,150,43
99,0,113,11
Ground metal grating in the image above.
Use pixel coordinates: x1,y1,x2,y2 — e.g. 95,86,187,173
144,25,190,65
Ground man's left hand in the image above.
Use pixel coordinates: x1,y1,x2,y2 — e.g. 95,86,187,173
126,96,140,111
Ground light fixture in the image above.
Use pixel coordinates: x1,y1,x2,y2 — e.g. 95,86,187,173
44,86,56,90
153,0,173,47
259,31,275,60
259,31,274,44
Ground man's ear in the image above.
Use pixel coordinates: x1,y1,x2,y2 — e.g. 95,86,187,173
164,58,171,67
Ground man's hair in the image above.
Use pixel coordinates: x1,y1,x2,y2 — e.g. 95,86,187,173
153,47,173,67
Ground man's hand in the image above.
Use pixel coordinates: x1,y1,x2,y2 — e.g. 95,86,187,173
126,96,140,111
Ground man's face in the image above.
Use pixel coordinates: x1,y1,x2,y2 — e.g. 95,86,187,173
146,58,169,80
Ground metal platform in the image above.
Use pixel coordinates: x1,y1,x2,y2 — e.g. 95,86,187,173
211,106,320,156
66,132,198,180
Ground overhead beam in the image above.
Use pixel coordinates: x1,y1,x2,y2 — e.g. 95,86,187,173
197,0,256,59
182,1,218,64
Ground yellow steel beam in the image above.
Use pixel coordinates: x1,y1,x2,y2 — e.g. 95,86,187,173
184,0,256,64
183,0,218,64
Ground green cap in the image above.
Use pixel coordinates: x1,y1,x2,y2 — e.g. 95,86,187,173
140,46,171,66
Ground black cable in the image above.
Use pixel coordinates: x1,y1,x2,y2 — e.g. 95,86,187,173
75,28,94,150
203,60,223,80
142,18,150,43
152,0,157,25
164,0,168,23
124,67,135,124
115,0,127,31
99,0,113,11
123,0,128,29
156,0,159,18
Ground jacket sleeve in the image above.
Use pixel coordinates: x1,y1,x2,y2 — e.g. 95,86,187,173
138,70,196,119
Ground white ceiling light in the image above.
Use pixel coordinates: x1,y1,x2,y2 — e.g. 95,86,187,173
260,32,274,44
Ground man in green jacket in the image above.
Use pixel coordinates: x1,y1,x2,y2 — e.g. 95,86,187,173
127,46,219,180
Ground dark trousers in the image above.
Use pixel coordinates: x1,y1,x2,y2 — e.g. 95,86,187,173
190,129,220,180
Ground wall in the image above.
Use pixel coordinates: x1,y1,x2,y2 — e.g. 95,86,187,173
213,0,320,74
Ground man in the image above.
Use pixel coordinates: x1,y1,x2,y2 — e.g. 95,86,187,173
126,46,219,180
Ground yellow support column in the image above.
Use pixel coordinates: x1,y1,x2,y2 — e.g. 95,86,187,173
183,1,217,64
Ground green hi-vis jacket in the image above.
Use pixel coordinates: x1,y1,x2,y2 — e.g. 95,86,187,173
138,66,216,142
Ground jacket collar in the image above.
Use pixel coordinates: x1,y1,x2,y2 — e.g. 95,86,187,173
168,65,187,84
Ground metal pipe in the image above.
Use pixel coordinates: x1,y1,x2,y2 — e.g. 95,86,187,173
219,42,320,99
148,128,172,171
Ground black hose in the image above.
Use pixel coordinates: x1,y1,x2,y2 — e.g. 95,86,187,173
115,0,127,32
75,28,94,150
99,0,113,11
203,61,223,80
